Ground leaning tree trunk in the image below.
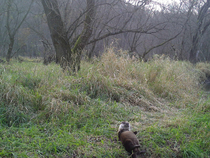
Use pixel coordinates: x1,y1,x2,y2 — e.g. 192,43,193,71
71,0,96,72
189,0,210,63
41,0,72,69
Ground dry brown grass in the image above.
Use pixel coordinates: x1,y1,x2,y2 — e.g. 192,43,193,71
84,48,201,109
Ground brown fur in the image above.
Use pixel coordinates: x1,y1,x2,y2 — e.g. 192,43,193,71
118,122,141,158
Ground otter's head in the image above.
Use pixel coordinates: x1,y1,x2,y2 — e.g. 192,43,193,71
118,121,131,132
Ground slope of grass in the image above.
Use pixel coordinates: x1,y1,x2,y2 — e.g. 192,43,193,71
0,50,210,157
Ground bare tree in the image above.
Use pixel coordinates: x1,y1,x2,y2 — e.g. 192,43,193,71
71,0,96,71
85,0,184,60
41,0,71,69
40,0,210,71
42,0,184,71
177,0,196,60
41,0,95,72
3,0,210,64
0,1,7,57
189,0,210,63
5,0,34,62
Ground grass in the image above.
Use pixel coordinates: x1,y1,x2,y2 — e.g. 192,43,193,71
0,49,210,157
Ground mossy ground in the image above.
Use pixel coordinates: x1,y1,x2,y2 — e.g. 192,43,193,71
0,50,210,157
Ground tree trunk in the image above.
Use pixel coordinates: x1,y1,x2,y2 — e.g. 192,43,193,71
41,0,95,72
189,0,210,63
88,42,96,60
189,33,199,63
41,0,72,69
5,0,33,62
71,0,96,72
6,37,14,62
180,1,195,61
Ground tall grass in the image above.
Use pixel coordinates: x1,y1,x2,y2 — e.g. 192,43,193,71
83,48,201,107
0,49,209,157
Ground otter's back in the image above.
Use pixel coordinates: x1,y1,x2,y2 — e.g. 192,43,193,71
120,131,139,153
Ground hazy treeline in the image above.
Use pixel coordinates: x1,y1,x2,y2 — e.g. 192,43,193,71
0,0,210,62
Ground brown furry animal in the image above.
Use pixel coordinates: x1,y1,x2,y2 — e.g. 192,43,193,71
118,121,141,158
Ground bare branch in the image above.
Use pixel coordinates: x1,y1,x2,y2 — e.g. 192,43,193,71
142,30,182,59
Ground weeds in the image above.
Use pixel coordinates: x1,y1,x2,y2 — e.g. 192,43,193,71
0,49,209,157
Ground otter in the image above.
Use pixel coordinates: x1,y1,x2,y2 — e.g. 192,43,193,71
118,121,141,158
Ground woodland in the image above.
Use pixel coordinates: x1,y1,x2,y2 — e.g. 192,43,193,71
1,0,210,67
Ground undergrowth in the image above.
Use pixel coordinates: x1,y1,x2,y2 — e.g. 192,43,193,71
0,49,209,157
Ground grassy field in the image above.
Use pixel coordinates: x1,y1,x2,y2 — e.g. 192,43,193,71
0,49,210,158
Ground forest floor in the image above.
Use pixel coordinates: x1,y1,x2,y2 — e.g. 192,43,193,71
0,49,210,158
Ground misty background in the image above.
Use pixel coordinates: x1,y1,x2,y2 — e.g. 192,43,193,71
0,0,210,63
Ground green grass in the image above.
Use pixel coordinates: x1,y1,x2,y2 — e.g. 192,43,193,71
139,110,210,157
0,50,210,157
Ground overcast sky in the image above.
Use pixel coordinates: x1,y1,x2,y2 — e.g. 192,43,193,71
154,0,180,5
127,0,180,7
147,0,180,10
